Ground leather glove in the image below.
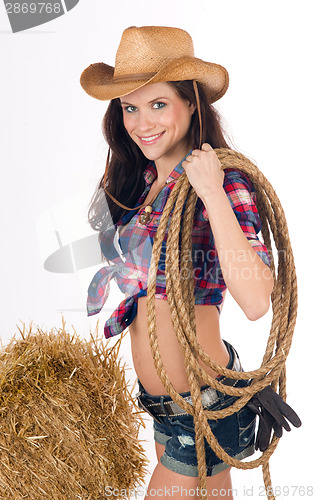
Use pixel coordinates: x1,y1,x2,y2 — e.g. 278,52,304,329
247,385,302,452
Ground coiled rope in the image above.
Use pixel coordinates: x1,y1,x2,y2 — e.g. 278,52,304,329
146,148,298,500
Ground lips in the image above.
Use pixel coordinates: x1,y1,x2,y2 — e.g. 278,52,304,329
138,131,165,145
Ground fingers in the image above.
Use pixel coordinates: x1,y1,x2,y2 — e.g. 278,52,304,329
185,143,213,161
192,143,213,154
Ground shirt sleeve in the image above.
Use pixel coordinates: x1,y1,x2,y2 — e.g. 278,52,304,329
201,168,271,267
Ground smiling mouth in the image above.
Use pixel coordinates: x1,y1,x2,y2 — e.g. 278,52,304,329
138,131,165,144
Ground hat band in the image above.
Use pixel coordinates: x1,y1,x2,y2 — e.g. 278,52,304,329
113,72,156,83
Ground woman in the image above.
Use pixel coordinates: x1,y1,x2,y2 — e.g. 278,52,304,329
81,26,273,499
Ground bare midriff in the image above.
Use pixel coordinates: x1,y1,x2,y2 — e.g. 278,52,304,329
128,295,229,396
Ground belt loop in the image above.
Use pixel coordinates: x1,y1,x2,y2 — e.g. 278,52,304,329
160,396,167,416
217,389,225,405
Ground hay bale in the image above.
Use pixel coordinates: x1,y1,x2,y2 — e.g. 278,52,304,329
0,318,148,499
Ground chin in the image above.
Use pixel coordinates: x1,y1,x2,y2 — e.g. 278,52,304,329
138,147,164,162
144,153,163,162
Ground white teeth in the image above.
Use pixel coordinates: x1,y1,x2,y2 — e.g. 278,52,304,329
140,133,162,142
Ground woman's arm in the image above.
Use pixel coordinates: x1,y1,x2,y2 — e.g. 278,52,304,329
183,144,274,321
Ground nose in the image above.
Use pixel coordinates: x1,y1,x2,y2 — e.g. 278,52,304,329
137,110,155,132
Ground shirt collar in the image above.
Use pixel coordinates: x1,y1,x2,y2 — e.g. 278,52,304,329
143,150,193,186
118,150,193,226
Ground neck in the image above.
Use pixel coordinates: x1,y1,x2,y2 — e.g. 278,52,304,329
153,143,193,185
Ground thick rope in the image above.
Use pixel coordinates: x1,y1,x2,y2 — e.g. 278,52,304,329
146,148,298,500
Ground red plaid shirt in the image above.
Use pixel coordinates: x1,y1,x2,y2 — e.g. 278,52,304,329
87,151,270,338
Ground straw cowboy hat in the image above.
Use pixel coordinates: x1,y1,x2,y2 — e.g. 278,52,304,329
80,26,229,103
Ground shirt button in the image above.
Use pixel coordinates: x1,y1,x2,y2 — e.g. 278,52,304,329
92,282,97,288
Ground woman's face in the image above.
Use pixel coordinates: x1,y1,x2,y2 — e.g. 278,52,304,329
119,82,196,168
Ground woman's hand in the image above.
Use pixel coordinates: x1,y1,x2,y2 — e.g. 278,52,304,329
182,143,224,200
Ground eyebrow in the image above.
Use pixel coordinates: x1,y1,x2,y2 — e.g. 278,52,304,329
120,96,169,105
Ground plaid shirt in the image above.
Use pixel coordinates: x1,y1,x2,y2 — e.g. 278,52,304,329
87,151,270,338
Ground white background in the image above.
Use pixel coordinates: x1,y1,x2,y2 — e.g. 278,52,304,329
0,1,314,498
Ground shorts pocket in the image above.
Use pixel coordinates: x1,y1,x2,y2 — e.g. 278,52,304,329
237,405,256,448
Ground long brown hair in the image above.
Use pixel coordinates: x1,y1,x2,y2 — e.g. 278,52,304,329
88,80,231,232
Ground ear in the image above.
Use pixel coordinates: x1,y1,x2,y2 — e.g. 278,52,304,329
188,101,196,115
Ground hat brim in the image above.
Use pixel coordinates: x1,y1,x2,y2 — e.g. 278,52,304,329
80,56,229,104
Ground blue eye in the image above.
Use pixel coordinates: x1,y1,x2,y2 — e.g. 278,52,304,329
124,105,137,113
153,102,166,109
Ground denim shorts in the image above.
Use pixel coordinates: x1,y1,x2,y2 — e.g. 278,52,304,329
137,341,256,477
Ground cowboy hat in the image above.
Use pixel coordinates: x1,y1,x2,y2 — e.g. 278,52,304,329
80,26,229,103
